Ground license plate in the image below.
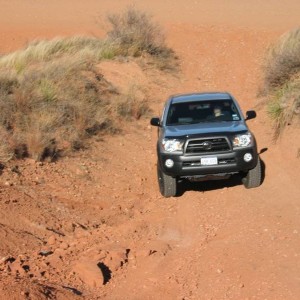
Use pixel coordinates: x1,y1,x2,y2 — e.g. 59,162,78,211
201,157,218,165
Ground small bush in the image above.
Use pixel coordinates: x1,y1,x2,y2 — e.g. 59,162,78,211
267,76,300,138
264,28,300,91
106,7,177,70
107,7,164,56
115,84,150,120
263,28,300,138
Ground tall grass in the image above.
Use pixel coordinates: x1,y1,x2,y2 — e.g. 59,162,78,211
0,37,109,70
263,28,300,138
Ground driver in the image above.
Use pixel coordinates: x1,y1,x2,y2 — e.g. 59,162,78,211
213,106,223,117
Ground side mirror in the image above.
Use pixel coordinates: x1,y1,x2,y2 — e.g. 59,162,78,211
150,117,160,126
245,110,256,121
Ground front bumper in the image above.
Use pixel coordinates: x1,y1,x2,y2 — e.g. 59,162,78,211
159,147,258,177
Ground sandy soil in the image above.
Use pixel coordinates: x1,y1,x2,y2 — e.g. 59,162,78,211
0,1,300,299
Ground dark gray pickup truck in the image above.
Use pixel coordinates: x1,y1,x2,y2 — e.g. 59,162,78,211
151,92,261,197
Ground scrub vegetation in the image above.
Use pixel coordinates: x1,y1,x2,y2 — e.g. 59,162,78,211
106,7,176,70
0,8,176,162
263,27,300,139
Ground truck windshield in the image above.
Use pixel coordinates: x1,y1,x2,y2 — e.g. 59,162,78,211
166,100,241,125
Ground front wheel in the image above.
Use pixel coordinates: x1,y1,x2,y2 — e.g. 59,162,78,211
242,157,262,189
157,163,177,197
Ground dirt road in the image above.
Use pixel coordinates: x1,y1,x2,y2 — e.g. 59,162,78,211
0,1,300,299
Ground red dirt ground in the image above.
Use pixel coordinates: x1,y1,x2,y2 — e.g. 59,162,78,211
0,1,300,299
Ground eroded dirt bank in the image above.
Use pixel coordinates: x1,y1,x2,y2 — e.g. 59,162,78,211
0,1,300,299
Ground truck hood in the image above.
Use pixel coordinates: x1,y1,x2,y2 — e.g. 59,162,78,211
164,121,248,138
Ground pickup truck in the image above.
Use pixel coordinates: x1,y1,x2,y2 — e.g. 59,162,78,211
150,92,261,197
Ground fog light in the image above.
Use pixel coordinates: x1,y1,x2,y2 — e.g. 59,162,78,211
244,153,253,162
165,159,174,168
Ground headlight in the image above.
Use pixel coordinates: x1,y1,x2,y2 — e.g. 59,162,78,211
162,139,184,152
232,132,252,148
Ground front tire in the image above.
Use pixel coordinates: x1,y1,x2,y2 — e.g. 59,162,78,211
157,163,177,197
242,157,262,189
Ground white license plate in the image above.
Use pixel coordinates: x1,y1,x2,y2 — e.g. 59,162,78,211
201,157,218,165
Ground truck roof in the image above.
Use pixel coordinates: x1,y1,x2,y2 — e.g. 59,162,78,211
170,92,232,104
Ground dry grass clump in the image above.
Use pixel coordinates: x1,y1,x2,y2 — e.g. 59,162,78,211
263,28,300,138
106,7,177,70
0,128,14,162
115,84,150,120
264,28,300,90
267,75,300,139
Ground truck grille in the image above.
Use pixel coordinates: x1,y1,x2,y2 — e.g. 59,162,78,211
185,138,230,154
